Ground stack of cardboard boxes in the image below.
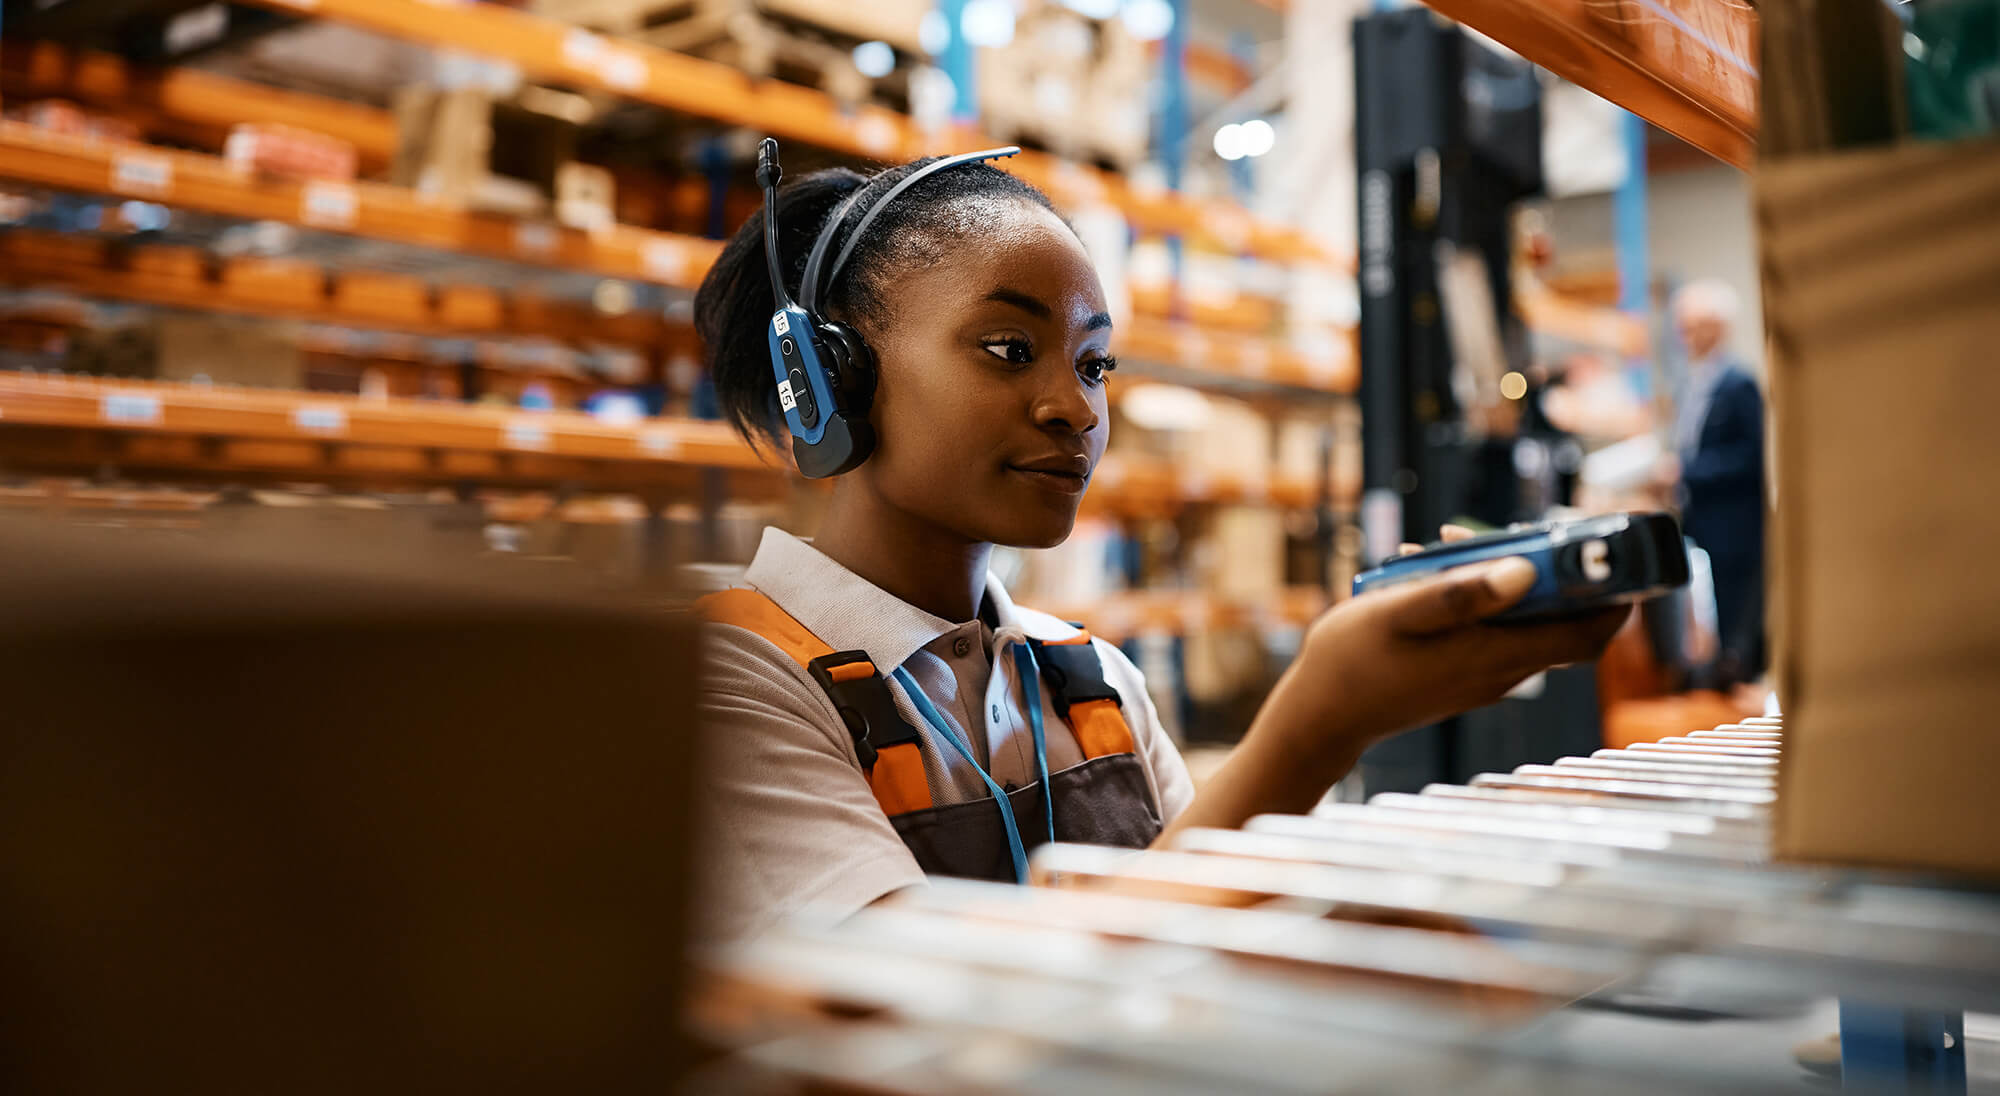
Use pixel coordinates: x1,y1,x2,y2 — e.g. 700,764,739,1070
1756,0,2000,878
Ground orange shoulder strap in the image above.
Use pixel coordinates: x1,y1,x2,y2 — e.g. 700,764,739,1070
696,588,933,816
1031,630,1137,759
695,587,831,670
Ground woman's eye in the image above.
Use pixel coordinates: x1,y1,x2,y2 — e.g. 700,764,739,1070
982,338,1034,364
1079,356,1117,386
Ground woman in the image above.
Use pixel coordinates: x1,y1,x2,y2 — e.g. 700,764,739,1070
694,147,1624,941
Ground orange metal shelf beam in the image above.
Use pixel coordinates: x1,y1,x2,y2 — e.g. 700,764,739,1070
0,231,674,349
1420,0,1755,168
0,41,399,173
233,0,1341,266
0,370,774,491
0,122,723,288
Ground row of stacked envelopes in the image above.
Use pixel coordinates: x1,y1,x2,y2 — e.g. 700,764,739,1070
688,717,2000,1094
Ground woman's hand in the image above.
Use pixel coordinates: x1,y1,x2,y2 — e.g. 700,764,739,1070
1157,526,1629,842
1291,553,1627,754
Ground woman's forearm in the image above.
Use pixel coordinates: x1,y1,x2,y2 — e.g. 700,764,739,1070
1150,651,1365,846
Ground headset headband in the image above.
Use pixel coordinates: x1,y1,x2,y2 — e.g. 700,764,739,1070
798,146,1020,317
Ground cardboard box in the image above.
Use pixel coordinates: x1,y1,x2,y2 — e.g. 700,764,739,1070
0,520,699,1091
1759,135,2000,878
152,314,304,388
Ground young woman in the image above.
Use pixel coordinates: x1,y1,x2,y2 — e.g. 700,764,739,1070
693,148,1625,941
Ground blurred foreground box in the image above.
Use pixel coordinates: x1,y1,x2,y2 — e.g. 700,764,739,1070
0,519,702,1093
1758,134,2000,878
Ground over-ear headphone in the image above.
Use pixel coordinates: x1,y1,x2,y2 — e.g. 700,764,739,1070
756,138,1020,478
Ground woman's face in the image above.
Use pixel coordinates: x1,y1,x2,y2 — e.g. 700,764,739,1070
854,200,1113,549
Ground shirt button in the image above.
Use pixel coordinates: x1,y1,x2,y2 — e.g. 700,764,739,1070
952,636,972,658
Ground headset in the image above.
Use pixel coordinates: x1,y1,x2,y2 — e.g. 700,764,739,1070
757,137,1020,478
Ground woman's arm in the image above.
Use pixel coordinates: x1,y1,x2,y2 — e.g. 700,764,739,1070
1154,554,1627,844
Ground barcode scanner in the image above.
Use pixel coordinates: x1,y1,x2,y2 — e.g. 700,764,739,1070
1352,512,1691,621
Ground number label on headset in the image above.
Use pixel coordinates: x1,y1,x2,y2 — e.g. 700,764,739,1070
777,379,797,413
772,312,790,336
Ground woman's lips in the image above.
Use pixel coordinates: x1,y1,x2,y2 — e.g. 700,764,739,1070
1006,465,1089,495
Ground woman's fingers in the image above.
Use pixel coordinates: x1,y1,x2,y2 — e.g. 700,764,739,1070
1381,557,1539,636
1489,606,1632,672
1398,524,1478,558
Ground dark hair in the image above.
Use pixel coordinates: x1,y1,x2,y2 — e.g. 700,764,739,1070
694,157,1060,450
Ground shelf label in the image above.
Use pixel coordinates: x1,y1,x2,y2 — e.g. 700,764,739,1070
853,114,899,156
513,222,556,258
642,238,687,283
101,393,161,425
292,404,347,434
599,48,647,91
563,30,605,67
110,152,172,197
638,429,678,457
504,420,550,450
300,181,356,230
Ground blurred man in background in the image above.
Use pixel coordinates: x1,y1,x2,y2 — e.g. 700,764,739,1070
1659,280,1765,684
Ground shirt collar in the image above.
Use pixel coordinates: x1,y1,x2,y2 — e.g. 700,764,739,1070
740,528,1085,672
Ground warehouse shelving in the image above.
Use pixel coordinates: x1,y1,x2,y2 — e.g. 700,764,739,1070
0,369,777,491
1049,586,1330,644
1418,0,1755,168
0,121,724,288
0,41,399,174
0,230,677,349
0,122,1355,392
230,0,1345,267
0,370,1346,515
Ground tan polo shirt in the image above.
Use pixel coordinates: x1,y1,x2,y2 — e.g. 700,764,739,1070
696,527,1194,941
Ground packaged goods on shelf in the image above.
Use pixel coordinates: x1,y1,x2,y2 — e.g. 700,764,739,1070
4,98,139,143
391,85,590,215
1197,506,1288,603
153,313,305,388
554,162,617,231
537,0,930,108
222,123,359,182
978,1,1148,170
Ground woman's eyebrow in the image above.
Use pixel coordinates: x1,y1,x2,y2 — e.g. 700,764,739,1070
984,287,1113,331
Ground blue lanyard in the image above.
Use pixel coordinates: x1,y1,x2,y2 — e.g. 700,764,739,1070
889,641,1054,884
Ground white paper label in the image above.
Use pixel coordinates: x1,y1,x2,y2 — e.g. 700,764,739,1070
854,114,898,156
638,429,677,456
101,393,161,424
563,30,605,67
642,239,686,283
776,379,797,412
599,48,646,90
292,405,347,434
505,421,550,450
300,181,356,229
514,222,556,258
771,312,790,336
110,153,172,197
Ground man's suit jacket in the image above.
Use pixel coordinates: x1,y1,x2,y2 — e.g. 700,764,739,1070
1680,365,1765,570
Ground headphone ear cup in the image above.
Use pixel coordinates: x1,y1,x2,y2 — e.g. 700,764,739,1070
818,322,877,407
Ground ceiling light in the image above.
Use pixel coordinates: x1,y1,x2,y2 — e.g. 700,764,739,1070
1120,0,1175,41
1239,118,1275,157
962,0,1017,48
1212,123,1247,161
